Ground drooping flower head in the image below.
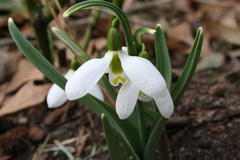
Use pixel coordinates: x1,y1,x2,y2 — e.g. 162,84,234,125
65,27,174,119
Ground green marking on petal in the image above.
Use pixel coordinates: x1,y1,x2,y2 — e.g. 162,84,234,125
110,53,124,74
112,76,127,86
139,92,147,96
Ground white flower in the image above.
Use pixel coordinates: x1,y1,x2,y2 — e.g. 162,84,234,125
65,47,174,119
47,69,104,108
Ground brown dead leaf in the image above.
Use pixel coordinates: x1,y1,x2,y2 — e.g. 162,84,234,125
0,82,50,116
0,155,10,160
0,92,4,106
206,21,240,45
4,59,43,94
0,49,20,83
220,10,238,29
44,105,68,125
94,38,107,51
168,22,194,47
173,0,192,12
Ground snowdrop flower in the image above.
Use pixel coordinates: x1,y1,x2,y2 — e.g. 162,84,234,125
65,47,174,119
47,69,104,108
65,27,173,119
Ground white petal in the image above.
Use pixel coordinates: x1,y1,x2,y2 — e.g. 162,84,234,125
121,47,128,54
46,69,74,108
119,52,167,97
64,69,75,79
154,90,174,118
65,52,112,100
88,84,104,101
47,84,67,108
116,81,139,119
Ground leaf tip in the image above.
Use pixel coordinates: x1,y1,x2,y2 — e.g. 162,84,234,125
101,113,105,120
63,11,69,17
8,17,14,25
198,26,204,35
156,24,162,29
51,27,58,32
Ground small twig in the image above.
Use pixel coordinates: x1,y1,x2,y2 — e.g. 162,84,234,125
54,140,76,160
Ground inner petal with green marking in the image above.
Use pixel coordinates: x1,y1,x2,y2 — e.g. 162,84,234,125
138,91,153,102
109,52,128,86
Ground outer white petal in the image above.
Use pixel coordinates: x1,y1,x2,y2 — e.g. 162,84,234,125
47,84,67,108
88,84,104,101
116,81,139,119
121,47,128,54
154,90,174,118
65,52,112,100
46,69,74,108
64,69,75,78
119,52,167,97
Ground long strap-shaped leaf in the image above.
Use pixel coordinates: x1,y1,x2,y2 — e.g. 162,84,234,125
102,114,130,160
155,24,172,89
8,18,139,160
63,0,136,56
81,96,140,160
144,27,203,160
8,18,66,88
143,116,167,160
171,27,203,102
51,27,90,62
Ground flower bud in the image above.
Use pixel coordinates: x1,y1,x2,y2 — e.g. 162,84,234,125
107,27,121,51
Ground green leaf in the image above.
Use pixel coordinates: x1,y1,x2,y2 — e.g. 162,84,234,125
155,24,172,89
63,0,136,56
51,27,90,62
8,17,139,159
101,114,128,160
80,96,140,160
135,101,146,153
143,116,167,160
8,18,66,89
171,27,203,102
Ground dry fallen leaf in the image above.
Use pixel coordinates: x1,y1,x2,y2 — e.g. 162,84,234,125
197,53,225,71
0,81,50,116
0,49,20,83
205,20,240,45
168,22,194,46
4,59,43,94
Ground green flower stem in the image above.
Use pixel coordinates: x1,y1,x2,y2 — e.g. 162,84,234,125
110,0,124,28
112,0,124,9
133,27,155,49
63,0,136,56
136,101,146,155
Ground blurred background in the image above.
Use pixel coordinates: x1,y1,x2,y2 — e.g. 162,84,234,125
0,0,240,159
